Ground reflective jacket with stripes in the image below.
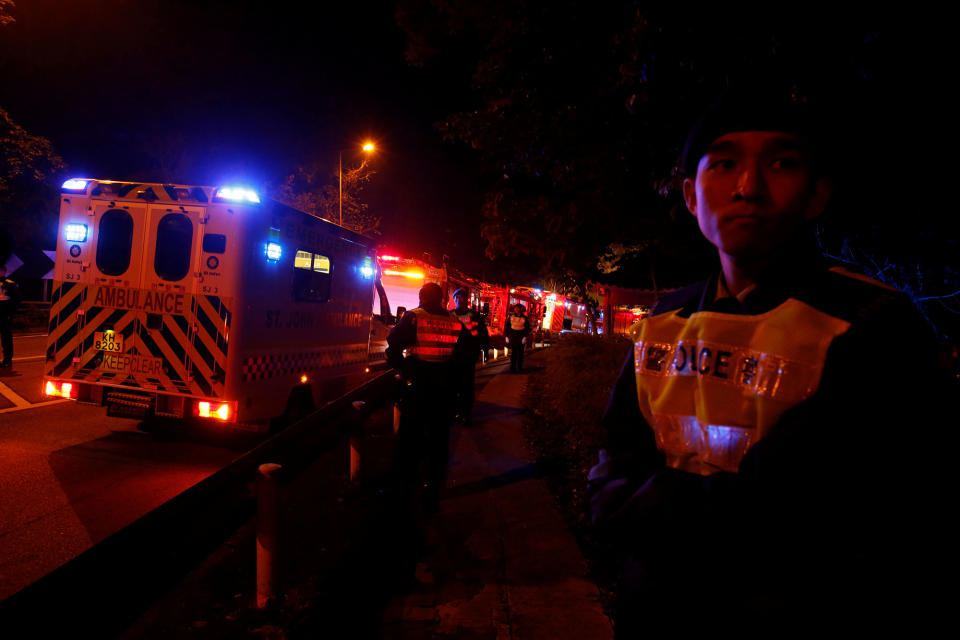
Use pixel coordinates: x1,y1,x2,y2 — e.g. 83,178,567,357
386,303,462,371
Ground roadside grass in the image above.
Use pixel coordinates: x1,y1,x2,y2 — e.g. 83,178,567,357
523,334,632,614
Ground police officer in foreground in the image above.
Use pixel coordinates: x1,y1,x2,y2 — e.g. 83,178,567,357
386,282,463,512
451,287,490,424
588,87,950,635
0,264,22,369
504,303,530,373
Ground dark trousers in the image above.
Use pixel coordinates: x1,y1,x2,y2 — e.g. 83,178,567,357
509,339,525,371
0,311,12,365
454,361,476,419
394,370,456,496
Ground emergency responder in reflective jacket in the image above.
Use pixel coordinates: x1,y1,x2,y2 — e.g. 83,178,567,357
386,282,464,512
504,304,530,373
451,287,490,424
588,87,951,636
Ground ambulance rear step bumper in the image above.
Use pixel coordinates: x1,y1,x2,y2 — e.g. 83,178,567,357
106,390,154,419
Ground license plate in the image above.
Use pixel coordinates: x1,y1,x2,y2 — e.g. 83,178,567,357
94,331,123,352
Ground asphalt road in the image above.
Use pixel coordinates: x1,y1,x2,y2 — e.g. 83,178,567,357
0,334,242,601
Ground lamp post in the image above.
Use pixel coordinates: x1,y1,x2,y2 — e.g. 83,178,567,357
339,142,376,227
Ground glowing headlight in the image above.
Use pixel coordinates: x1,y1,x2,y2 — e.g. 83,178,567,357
64,223,88,242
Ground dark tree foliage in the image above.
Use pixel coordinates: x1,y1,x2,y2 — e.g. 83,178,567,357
0,106,66,260
397,2,957,340
273,158,381,236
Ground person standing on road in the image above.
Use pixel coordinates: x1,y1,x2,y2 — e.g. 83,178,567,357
587,86,951,635
0,264,21,369
386,282,463,511
451,287,490,424
504,303,530,373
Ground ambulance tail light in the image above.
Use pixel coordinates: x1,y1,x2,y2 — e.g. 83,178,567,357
194,400,236,422
45,380,77,399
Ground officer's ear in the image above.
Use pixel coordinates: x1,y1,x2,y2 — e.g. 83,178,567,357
805,177,832,222
682,176,698,217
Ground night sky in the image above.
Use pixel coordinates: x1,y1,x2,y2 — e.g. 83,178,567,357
1,3,952,288
0,0,488,273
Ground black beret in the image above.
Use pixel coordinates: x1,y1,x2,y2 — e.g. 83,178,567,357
681,86,816,176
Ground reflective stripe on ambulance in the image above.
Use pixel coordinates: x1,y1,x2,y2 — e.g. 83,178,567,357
44,281,230,398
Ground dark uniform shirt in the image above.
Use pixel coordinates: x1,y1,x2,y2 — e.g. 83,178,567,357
589,258,951,626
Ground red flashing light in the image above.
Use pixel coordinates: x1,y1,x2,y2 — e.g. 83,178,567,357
378,255,401,262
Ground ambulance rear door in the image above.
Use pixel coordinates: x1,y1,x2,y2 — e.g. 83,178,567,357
47,199,149,384
134,203,209,397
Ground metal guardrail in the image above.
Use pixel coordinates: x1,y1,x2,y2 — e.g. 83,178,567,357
0,347,545,637
0,369,398,638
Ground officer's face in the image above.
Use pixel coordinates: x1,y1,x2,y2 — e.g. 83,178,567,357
683,131,830,261
454,292,468,308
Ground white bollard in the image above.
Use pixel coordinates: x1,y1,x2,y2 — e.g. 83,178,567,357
349,434,362,482
350,401,366,482
256,463,282,609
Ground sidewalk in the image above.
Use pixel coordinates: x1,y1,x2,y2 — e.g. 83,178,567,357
120,356,613,639
378,366,613,639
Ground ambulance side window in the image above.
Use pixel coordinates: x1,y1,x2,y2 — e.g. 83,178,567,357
155,213,193,281
96,209,134,276
293,249,333,302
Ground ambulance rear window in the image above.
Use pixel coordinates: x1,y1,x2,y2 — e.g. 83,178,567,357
96,209,134,276
293,250,333,302
203,233,226,254
155,213,193,281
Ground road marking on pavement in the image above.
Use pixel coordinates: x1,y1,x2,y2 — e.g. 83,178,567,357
0,381,69,414
0,399,70,415
0,380,32,408
11,355,44,363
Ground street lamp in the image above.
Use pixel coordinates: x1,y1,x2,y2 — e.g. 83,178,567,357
339,141,376,226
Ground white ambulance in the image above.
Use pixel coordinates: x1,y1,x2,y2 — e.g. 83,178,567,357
44,179,378,426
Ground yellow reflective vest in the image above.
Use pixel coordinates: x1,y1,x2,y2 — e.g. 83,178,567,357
631,285,852,475
410,307,461,362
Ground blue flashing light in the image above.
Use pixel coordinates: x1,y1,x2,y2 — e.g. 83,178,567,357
64,223,88,242
359,259,375,279
216,186,261,204
264,242,282,262
62,179,89,191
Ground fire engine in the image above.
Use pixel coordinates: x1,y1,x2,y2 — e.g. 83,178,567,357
44,179,377,426
368,253,448,362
